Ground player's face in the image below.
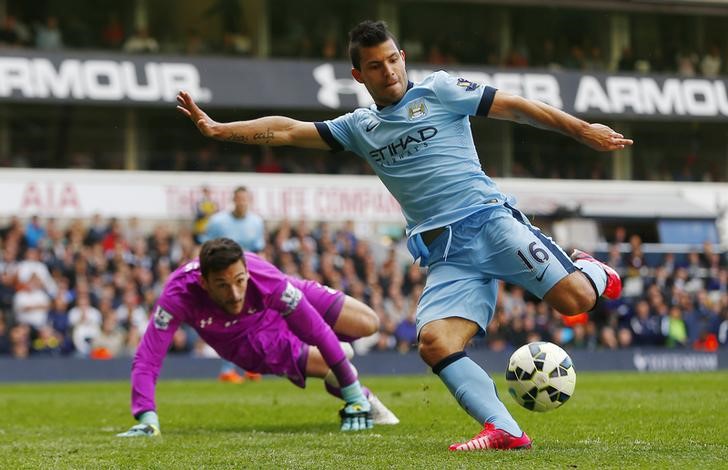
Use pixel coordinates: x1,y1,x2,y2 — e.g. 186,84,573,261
201,259,249,315
352,38,407,107
233,190,249,215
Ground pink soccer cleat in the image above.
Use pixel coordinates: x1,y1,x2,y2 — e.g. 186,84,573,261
571,249,622,300
448,423,532,451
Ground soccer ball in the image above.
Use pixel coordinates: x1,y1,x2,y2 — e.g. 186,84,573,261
505,341,576,412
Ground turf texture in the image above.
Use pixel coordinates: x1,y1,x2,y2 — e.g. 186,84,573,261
0,371,726,469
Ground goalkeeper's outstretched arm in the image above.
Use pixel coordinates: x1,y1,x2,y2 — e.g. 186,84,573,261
176,91,329,150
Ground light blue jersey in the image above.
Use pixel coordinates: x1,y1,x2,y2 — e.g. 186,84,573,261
204,211,265,252
317,71,504,237
317,70,578,336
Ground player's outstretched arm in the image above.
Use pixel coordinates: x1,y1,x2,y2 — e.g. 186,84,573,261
176,90,330,150
488,90,634,152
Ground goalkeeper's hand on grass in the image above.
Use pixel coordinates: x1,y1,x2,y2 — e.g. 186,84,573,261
116,411,161,437
339,381,373,432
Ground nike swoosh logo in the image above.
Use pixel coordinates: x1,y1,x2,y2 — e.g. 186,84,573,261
536,265,549,282
365,121,380,132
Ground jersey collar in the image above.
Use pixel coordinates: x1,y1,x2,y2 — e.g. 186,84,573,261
376,81,414,111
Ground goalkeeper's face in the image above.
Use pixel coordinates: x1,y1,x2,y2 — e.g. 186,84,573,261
351,38,408,107
200,259,249,315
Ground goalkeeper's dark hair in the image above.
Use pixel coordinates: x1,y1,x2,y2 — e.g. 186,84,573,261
348,20,399,70
199,238,246,278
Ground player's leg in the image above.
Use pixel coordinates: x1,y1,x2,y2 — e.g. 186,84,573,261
416,211,531,450
418,314,526,439
218,359,246,383
491,204,621,315
299,280,379,340
305,344,399,425
332,296,379,339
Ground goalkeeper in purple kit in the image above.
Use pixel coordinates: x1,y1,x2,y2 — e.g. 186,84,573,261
117,237,398,437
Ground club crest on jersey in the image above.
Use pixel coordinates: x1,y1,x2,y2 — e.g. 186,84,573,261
456,78,480,91
153,306,173,330
407,99,428,120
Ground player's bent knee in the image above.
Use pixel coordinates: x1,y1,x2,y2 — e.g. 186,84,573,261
549,287,595,315
362,306,379,335
342,297,379,336
417,328,452,366
545,274,597,315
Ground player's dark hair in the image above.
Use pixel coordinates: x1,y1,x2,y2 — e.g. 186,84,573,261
199,238,246,278
348,20,399,70
233,186,247,195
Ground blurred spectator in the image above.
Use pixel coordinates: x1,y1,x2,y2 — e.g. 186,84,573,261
193,186,218,244
115,290,148,334
12,273,51,331
617,47,636,71
256,148,284,173
24,215,47,249
31,324,63,356
394,285,421,353
676,49,698,76
184,28,209,55
84,214,106,246
564,45,586,70
35,16,63,50
17,247,57,296
9,323,31,358
221,32,252,55
205,186,265,253
90,315,126,359
0,15,21,46
504,48,529,68
584,46,607,71
101,13,125,49
101,218,127,255
68,293,102,356
0,313,11,354
123,27,159,54
700,44,722,78
665,305,688,348
629,300,663,346
63,15,91,48
532,39,561,70
47,293,73,354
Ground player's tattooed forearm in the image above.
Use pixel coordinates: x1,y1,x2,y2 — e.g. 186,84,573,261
228,132,250,143
253,129,275,144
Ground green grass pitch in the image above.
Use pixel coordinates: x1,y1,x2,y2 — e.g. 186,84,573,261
1,371,727,469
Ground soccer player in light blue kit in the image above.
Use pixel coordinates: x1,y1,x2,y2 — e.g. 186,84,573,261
204,186,265,253
176,20,631,451
204,185,266,383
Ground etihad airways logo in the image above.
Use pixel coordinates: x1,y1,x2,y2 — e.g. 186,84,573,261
370,126,438,165
0,57,212,102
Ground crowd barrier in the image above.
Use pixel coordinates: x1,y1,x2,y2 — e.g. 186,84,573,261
1,348,725,383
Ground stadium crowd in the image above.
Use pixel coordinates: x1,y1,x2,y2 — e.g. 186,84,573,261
0,214,726,360
0,8,724,77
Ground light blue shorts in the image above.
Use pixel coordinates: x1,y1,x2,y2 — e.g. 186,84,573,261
415,203,577,336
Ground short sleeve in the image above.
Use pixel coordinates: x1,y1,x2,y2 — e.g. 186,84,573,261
431,71,497,117
315,112,357,152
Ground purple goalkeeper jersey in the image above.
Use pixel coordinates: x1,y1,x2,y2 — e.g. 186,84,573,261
130,253,350,417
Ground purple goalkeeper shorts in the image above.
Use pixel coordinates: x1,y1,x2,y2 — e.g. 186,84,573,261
232,280,345,388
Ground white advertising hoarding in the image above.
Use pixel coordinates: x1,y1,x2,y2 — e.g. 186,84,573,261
0,169,402,222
